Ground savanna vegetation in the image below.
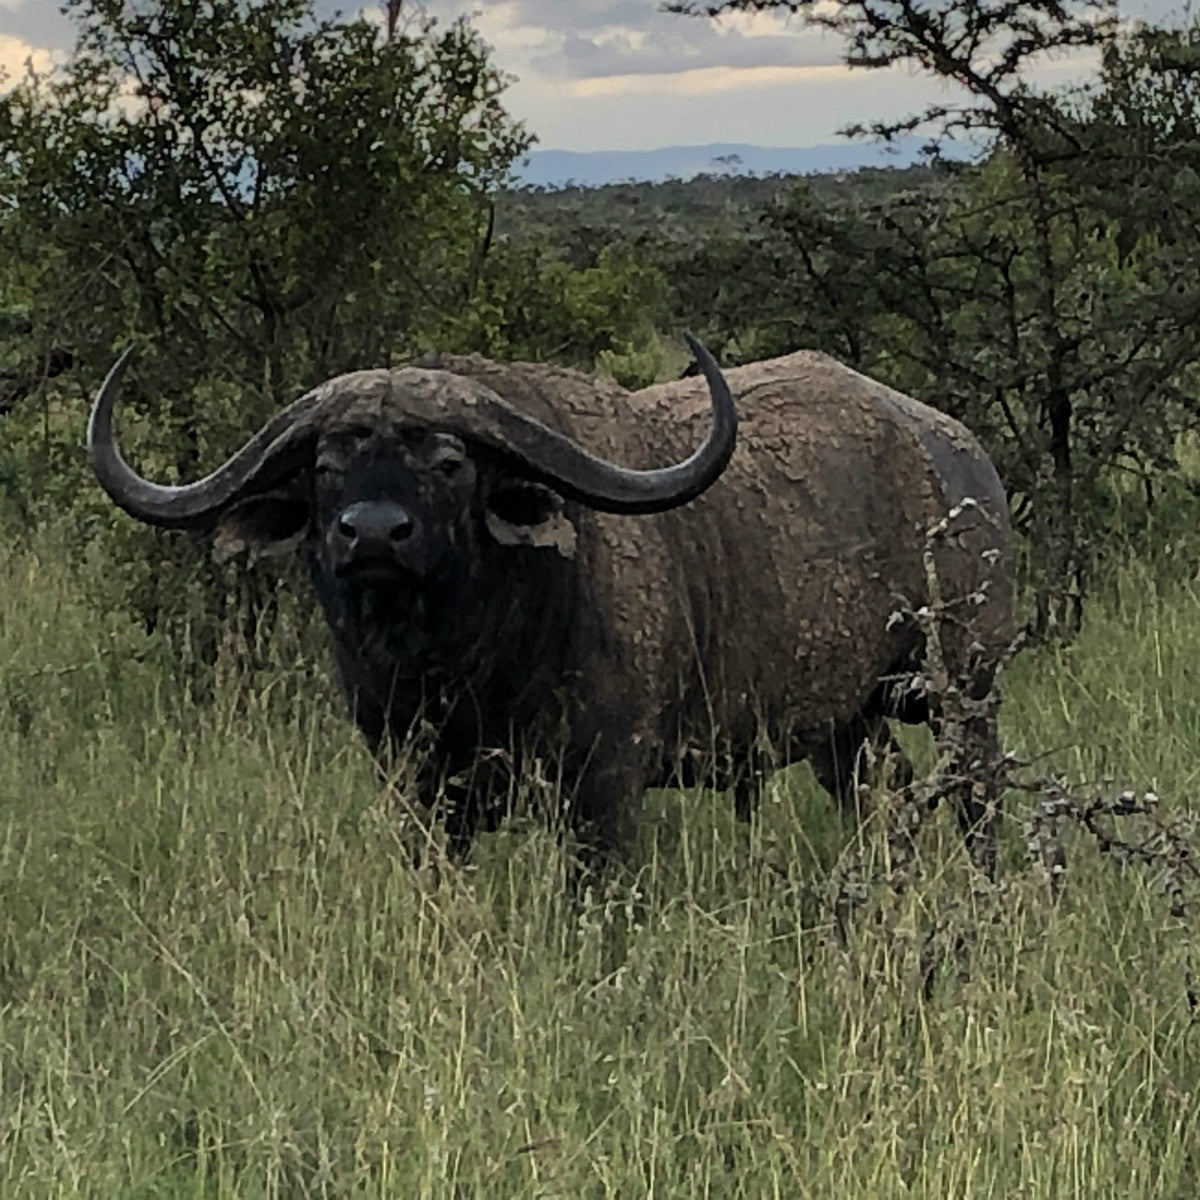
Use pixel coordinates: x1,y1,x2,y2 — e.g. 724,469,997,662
3,0,1200,1194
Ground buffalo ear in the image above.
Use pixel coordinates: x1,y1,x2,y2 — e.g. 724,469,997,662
212,490,311,564
485,480,577,559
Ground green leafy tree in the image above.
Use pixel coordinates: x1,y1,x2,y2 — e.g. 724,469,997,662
0,0,527,431
443,240,671,385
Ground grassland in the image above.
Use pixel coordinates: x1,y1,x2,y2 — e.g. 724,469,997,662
2,527,1199,1198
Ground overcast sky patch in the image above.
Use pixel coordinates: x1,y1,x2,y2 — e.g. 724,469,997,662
540,25,842,79
0,0,74,54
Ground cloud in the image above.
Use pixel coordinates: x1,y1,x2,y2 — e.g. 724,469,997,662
394,1,838,81
545,24,842,80
0,31,63,82
569,61,851,99
515,59,960,151
417,1,684,36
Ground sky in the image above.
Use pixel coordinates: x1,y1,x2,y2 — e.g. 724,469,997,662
0,0,1190,153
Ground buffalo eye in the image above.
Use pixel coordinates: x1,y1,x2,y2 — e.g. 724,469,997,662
429,446,466,478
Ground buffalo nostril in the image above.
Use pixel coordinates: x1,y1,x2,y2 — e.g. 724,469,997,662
389,514,415,542
337,516,357,543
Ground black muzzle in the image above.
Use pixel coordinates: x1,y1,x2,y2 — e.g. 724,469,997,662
332,499,426,581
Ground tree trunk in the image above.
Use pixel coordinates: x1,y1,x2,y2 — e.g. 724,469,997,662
1032,387,1084,641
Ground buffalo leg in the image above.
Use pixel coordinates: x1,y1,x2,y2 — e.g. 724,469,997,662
931,708,1001,876
440,783,508,860
807,714,914,820
662,747,766,826
566,742,646,874
733,744,775,822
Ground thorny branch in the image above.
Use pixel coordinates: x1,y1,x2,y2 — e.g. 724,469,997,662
814,503,1200,1008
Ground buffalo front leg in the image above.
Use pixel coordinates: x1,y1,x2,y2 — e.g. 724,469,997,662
564,737,651,875
808,714,928,881
733,742,777,823
438,776,509,861
807,714,915,821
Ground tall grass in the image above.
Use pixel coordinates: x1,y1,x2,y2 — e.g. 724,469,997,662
2,527,1199,1197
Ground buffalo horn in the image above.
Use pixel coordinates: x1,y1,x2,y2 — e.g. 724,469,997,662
88,351,327,529
439,333,736,515
87,334,736,527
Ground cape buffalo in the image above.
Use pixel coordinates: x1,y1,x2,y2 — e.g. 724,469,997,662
88,340,1011,866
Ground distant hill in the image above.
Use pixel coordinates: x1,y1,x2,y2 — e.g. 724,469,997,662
513,139,938,188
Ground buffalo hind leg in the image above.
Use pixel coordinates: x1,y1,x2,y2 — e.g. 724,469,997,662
567,745,647,880
931,708,1001,877
671,750,763,823
440,784,509,861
